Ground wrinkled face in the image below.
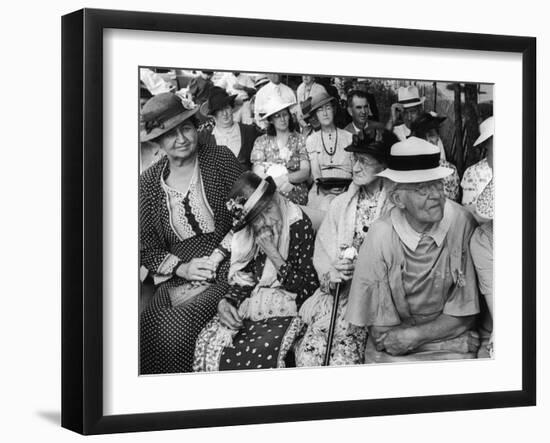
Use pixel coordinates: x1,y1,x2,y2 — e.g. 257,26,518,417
395,179,446,227
267,74,281,84
403,104,422,126
302,75,314,85
352,153,385,186
315,102,335,127
250,198,283,240
269,109,290,132
157,119,199,162
348,96,370,128
214,104,234,128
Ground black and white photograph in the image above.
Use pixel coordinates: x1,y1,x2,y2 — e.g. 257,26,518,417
138,68,495,375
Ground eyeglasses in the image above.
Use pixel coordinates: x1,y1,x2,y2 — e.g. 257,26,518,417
398,180,444,197
353,154,380,168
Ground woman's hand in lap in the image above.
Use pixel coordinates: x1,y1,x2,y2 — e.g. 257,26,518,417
218,299,243,330
176,257,217,281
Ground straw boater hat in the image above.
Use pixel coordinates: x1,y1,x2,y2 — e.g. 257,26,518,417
473,116,494,147
226,174,277,232
260,94,296,121
199,86,237,117
377,136,453,183
140,92,199,142
309,91,335,114
397,85,425,108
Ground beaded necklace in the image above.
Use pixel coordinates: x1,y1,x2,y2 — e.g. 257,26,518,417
321,128,338,162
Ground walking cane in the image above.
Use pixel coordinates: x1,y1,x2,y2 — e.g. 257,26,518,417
323,282,342,366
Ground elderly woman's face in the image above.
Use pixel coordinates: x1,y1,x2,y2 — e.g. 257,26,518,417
315,103,334,127
269,109,290,133
250,198,283,238
352,153,385,187
395,180,446,226
214,105,234,128
157,119,198,162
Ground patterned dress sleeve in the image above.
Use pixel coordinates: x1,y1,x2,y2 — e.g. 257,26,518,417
139,171,181,277
224,260,255,307
296,133,309,161
277,216,319,309
250,134,268,164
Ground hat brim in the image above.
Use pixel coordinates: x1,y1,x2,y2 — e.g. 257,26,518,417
473,131,493,147
399,97,425,108
377,165,453,183
199,94,237,118
309,96,335,114
233,177,277,232
261,102,296,121
140,107,199,142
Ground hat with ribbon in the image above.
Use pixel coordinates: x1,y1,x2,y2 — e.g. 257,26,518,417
473,116,494,147
140,92,199,142
344,125,398,164
226,174,277,232
260,94,296,121
200,86,237,117
300,96,313,120
309,91,336,114
376,136,453,183
254,75,270,90
397,85,426,108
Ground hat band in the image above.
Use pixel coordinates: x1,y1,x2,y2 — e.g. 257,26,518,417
388,153,440,171
143,105,187,133
398,97,422,105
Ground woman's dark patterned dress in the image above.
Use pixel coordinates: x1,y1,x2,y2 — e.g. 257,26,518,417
139,145,243,374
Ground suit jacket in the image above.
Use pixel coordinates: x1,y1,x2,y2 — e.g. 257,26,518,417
199,123,260,170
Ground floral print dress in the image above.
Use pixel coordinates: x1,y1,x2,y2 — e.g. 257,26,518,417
250,132,310,205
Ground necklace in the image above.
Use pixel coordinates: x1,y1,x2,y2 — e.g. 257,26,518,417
321,129,338,162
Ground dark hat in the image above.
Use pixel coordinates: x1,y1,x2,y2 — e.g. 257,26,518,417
309,91,336,114
201,70,214,76
410,111,446,136
200,87,237,117
344,125,397,164
300,97,313,119
226,173,277,232
140,92,199,142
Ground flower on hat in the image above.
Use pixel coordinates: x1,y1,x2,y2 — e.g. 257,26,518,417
226,196,248,228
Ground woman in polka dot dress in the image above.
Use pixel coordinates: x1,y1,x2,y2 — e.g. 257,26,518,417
193,172,319,371
139,92,244,374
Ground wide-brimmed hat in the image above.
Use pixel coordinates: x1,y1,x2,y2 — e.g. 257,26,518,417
410,111,446,135
309,91,335,114
300,97,313,119
397,86,425,108
473,116,494,146
140,92,199,142
200,86,237,117
260,94,296,121
376,136,453,183
475,178,494,220
344,125,397,164
226,174,277,232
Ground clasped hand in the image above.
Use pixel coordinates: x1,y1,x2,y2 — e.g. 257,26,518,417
176,256,217,281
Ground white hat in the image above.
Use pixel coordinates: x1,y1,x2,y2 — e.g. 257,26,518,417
260,94,295,121
377,136,453,183
397,86,425,108
473,116,494,146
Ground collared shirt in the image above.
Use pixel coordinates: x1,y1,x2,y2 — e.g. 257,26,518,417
345,199,480,327
212,123,242,158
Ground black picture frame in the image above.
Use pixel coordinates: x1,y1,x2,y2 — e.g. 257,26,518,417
61,8,536,435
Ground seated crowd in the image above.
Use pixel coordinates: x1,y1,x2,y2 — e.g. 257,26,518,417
139,71,494,374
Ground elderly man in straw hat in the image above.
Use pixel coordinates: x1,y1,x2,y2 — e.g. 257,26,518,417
386,85,447,161
345,136,481,362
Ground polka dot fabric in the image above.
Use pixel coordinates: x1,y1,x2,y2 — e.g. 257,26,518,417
139,145,244,374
